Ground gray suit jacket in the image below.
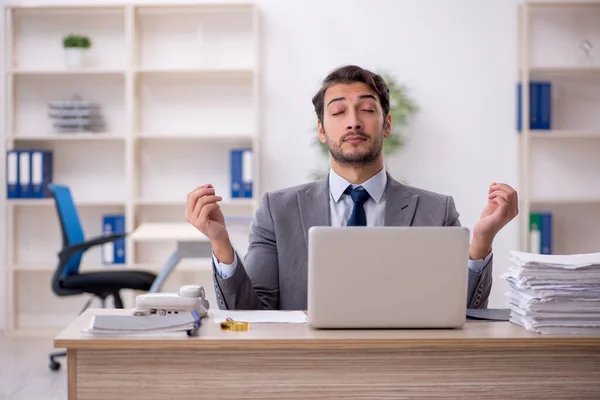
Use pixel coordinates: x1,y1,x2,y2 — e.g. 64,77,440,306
212,172,493,311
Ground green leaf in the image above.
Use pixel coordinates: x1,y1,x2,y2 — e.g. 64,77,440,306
63,34,92,49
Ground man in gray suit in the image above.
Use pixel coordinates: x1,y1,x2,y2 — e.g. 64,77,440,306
186,65,518,311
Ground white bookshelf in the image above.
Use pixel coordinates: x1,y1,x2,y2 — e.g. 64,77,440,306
517,1,600,253
3,1,260,334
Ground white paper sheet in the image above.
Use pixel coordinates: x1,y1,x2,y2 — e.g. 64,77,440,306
509,250,600,269
210,310,307,324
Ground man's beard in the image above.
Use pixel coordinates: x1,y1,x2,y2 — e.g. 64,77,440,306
325,129,384,167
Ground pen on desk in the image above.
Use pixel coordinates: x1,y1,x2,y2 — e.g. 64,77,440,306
191,310,201,328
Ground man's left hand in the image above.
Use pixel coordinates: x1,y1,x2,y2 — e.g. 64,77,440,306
470,182,519,260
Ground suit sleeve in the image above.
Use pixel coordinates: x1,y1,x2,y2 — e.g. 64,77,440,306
444,195,493,309
212,192,280,310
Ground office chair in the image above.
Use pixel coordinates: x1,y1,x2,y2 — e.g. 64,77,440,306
47,184,157,371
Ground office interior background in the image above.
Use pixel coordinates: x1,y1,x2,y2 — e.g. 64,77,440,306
0,0,599,394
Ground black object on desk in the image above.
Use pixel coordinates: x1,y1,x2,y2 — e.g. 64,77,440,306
466,308,510,321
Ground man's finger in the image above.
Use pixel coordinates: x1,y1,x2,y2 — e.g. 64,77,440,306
490,186,518,216
198,202,220,224
492,196,509,219
186,185,213,219
491,183,516,196
488,191,510,202
193,195,222,221
187,188,216,218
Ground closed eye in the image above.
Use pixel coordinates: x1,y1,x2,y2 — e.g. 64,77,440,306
361,109,374,112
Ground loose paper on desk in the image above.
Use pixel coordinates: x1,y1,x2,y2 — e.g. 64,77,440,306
211,310,307,324
502,250,600,335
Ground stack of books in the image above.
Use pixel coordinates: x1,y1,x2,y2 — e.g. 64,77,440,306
502,251,600,334
48,95,104,132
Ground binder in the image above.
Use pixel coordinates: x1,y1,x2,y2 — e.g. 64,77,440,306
529,212,541,254
230,148,253,198
101,215,115,264
538,82,552,130
241,148,253,198
230,149,242,198
31,150,53,198
540,212,552,255
101,214,126,265
6,150,20,199
517,81,551,131
19,150,33,198
113,214,125,264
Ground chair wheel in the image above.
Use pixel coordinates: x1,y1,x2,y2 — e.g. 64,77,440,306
49,360,61,371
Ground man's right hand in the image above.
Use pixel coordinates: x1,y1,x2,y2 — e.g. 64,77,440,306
185,184,234,264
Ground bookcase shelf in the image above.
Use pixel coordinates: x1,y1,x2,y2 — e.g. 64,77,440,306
3,1,260,334
8,133,126,141
517,2,600,255
530,130,600,138
7,198,126,207
10,69,126,76
135,132,254,143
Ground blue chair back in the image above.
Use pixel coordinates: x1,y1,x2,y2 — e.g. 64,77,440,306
48,184,85,277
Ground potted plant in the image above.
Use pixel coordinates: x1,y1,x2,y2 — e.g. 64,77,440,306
63,34,92,68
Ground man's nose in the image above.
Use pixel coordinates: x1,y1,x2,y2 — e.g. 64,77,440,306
346,110,362,131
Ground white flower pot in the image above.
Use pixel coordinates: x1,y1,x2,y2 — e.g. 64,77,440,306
64,48,85,68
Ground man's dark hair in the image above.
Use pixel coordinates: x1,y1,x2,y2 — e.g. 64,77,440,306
311,65,390,124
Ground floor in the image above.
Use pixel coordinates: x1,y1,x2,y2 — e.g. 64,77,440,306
0,334,67,400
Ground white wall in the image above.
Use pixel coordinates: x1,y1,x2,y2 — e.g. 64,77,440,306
257,0,520,309
0,0,522,330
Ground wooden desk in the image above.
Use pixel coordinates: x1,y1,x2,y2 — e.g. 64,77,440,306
55,309,600,400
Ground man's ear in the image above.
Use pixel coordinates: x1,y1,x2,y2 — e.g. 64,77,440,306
384,114,392,138
318,120,327,143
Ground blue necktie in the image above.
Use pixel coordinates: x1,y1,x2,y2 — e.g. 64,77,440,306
345,186,370,226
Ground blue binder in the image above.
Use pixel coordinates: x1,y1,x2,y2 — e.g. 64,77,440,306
113,215,125,264
19,150,33,198
230,148,253,198
6,150,20,198
540,212,552,255
31,150,53,198
538,82,552,130
102,214,126,264
517,81,551,131
230,149,243,198
241,148,253,198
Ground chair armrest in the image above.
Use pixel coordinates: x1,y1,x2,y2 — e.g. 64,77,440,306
58,233,126,261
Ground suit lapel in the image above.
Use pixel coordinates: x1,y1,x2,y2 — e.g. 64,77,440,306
297,176,330,246
384,173,419,226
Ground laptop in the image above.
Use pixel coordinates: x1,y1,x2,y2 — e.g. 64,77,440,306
307,226,470,329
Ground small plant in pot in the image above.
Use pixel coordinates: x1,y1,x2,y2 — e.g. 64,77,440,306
63,34,92,68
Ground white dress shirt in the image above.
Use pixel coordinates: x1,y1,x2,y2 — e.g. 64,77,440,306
214,168,490,278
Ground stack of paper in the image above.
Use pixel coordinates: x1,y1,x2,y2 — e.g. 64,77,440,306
83,313,201,336
501,251,600,335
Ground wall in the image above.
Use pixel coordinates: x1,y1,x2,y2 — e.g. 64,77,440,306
0,0,522,330
258,0,520,309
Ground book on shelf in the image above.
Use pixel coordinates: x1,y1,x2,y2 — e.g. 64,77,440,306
102,214,126,265
5,149,53,199
517,81,551,131
230,148,253,199
529,211,552,255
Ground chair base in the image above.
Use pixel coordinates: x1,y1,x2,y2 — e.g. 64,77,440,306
49,351,65,371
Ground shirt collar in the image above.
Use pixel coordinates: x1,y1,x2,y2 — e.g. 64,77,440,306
329,167,387,204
